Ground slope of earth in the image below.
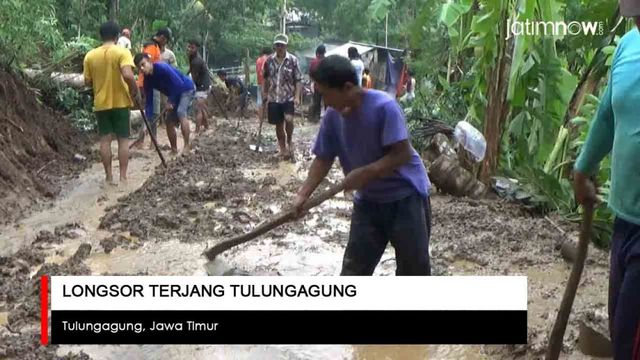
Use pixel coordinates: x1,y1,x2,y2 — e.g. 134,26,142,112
0,70,92,225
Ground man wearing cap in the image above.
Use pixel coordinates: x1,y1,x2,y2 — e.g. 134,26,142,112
574,2,640,358
263,34,302,160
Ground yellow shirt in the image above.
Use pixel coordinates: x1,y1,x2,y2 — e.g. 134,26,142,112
83,44,135,111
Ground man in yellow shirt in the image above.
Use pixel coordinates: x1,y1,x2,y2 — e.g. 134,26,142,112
83,21,140,185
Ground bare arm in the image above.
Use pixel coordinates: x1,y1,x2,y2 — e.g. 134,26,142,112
298,157,334,199
263,76,270,103
293,157,334,216
83,56,92,87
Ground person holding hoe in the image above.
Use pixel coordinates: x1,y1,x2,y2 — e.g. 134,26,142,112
134,53,195,155
263,34,302,161
573,1,640,357
293,55,432,276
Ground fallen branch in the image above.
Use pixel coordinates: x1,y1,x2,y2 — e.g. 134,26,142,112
36,159,56,175
545,215,566,236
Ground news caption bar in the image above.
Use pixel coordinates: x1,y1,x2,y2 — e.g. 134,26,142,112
45,276,528,345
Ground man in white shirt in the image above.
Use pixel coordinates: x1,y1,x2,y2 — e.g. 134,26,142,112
161,47,177,68
117,28,131,50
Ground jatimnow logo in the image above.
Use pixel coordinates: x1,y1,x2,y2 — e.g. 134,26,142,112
506,18,604,40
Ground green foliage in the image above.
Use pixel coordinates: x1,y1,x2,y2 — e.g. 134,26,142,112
55,87,95,131
404,77,470,153
151,20,169,31
0,0,64,67
368,0,395,22
54,0,106,39
408,0,619,246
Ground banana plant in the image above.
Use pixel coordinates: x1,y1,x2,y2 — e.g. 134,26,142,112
439,0,474,82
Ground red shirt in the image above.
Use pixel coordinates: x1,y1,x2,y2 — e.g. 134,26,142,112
256,55,268,85
309,57,322,75
309,56,323,91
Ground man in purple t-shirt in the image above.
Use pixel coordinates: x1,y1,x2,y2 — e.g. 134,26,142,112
293,55,432,275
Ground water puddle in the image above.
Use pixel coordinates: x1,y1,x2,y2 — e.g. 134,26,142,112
0,146,159,256
86,239,209,276
242,161,301,187
0,311,8,327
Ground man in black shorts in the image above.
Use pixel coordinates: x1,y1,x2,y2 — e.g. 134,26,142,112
263,34,302,160
187,39,211,132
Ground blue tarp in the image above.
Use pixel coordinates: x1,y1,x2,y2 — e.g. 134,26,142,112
385,51,404,97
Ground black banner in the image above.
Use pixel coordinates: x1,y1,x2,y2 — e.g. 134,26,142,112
51,310,527,344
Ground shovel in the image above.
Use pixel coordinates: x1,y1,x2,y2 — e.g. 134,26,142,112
545,203,594,360
136,105,167,168
203,183,344,262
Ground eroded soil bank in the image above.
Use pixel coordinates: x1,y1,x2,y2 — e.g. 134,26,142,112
0,117,610,359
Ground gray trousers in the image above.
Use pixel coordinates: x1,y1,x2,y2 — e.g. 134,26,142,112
341,193,431,276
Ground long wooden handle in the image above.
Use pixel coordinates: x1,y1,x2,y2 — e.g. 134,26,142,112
138,105,168,168
545,203,594,360
203,183,345,260
255,106,265,152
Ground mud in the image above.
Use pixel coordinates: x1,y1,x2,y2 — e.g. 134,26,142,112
99,125,313,245
0,70,92,226
96,118,611,358
0,227,92,360
0,114,612,359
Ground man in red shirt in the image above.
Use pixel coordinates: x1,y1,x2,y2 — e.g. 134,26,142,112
255,47,272,125
308,44,326,123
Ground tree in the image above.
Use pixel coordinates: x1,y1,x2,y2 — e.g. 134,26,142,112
108,0,118,22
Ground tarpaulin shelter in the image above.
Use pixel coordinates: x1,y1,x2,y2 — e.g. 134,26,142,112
300,41,404,94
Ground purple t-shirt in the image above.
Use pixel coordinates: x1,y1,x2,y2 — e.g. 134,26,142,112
312,90,431,203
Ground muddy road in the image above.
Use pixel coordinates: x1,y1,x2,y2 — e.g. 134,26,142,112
0,117,611,359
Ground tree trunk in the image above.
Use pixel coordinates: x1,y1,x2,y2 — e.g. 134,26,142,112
203,30,209,63
108,0,118,22
478,4,514,184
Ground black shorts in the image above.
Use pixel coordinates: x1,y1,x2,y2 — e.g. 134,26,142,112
267,101,294,125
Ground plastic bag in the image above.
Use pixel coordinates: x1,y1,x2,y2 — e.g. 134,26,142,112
453,121,486,162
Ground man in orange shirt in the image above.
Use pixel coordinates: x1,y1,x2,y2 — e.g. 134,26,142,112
135,28,171,148
363,68,374,89
255,47,272,125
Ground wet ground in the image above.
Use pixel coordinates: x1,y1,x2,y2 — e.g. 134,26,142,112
0,117,612,359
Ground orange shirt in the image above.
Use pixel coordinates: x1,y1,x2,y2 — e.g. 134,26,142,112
256,55,268,86
363,74,374,89
136,42,162,88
